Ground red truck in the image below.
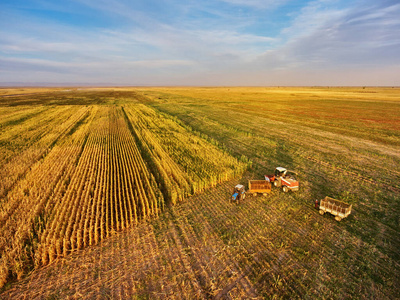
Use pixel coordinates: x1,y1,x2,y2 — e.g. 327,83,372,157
265,167,299,193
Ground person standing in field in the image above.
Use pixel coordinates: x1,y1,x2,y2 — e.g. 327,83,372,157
315,199,319,209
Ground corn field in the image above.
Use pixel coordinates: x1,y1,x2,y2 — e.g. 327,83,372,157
0,92,247,288
1,87,399,299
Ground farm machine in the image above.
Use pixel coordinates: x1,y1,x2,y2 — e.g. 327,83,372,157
231,180,271,204
231,184,246,204
231,167,298,204
265,167,299,192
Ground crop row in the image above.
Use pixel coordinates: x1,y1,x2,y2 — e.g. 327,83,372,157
0,102,247,288
37,106,163,266
123,104,248,205
0,106,96,286
0,105,91,200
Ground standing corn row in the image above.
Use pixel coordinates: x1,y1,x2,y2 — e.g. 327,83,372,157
0,101,247,289
39,106,164,261
123,104,247,204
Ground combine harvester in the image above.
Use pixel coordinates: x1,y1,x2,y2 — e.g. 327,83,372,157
265,167,299,193
231,166,298,204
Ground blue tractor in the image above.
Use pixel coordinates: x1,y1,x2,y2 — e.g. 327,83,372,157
231,184,246,204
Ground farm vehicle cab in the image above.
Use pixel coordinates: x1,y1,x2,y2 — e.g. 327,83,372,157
265,167,299,193
231,184,246,203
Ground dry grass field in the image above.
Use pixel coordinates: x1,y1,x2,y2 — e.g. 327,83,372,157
0,87,399,299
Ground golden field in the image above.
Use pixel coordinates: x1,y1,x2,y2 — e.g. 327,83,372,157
0,87,399,299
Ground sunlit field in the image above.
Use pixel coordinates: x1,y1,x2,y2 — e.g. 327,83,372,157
1,87,399,299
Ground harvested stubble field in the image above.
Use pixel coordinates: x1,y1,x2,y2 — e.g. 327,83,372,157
0,87,399,299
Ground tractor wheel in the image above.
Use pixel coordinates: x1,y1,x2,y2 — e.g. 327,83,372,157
274,180,279,187
242,193,246,200
319,210,325,215
282,186,289,193
335,216,342,222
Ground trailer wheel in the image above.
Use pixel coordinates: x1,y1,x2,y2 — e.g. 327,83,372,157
319,210,325,215
282,186,289,193
335,216,342,221
253,193,257,197
263,193,268,196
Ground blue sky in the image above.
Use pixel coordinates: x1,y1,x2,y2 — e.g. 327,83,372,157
1,0,399,86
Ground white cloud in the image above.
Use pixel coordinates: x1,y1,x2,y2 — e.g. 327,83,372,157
254,0,400,71
1,0,399,85
219,0,288,9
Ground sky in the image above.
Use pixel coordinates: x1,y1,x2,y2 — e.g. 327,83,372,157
0,0,399,86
